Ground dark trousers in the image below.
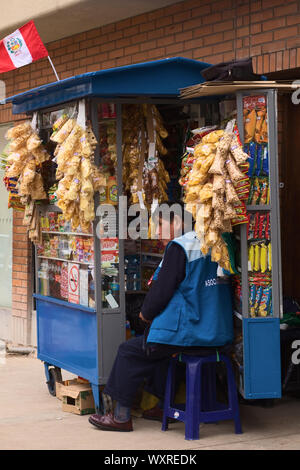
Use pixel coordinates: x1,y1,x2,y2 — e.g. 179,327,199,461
104,335,229,408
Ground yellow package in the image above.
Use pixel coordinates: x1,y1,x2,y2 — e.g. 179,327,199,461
268,242,272,271
81,157,93,179
10,132,32,151
81,177,94,195
202,130,224,144
260,243,268,273
80,133,93,158
254,244,260,271
32,146,50,164
65,155,81,177
199,183,213,202
50,118,75,143
249,244,255,271
184,187,201,203
194,143,216,158
6,121,32,140
65,178,81,201
27,133,42,151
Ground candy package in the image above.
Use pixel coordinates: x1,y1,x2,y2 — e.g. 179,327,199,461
244,109,256,143
50,118,75,143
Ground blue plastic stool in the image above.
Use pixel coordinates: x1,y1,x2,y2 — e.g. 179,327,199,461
162,352,242,440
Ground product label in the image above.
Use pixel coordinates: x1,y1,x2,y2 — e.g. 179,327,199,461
109,184,117,203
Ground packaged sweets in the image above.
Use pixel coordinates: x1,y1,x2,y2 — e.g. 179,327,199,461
258,287,272,317
260,243,268,273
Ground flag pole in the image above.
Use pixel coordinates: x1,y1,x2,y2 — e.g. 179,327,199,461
47,56,60,81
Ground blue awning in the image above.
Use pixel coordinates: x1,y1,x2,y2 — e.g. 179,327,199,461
5,57,211,114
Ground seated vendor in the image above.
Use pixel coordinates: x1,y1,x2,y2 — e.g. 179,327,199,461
89,202,234,432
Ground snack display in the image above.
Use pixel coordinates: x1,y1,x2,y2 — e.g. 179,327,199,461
122,104,170,206
183,124,250,271
4,120,51,208
243,96,270,206
50,114,106,232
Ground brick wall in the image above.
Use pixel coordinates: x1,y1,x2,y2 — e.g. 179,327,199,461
11,210,32,344
2,0,299,343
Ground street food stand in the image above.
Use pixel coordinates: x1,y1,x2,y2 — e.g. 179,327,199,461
5,57,289,411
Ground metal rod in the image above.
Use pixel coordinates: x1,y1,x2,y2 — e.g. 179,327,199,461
47,56,60,81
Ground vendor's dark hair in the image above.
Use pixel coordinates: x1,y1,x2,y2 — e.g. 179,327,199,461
152,200,195,229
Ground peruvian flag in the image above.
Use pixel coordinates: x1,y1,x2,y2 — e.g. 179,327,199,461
0,20,48,73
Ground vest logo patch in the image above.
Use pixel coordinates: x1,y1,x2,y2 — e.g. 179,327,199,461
205,278,217,287
205,277,230,287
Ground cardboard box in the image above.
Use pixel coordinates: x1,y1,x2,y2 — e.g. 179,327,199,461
57,381,95,415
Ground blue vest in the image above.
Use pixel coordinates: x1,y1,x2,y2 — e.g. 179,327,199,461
147,231,234,347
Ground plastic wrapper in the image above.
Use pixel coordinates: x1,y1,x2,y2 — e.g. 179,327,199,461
65,178,81,201
230,136,249,166
244,109,256,143
185,186,202,203
6,121,32,141
199,183,213,202
81,177,94,195
202,130,224,144
206,228,219,247
223,203,237,220
254,109,266,143
64,155,81,177
26,133,42,151
80,133,93,158
211,209,224,230
225,180,240,204
32,146,50,164
194,143,216,158
50,118,75,143
212,191,225,211
225,155,245,183
212,174,225,193
30,173,47,200
52,114,69,132
9,132,32,151
218,132,233,155
208,148,225,175
260,115,268,143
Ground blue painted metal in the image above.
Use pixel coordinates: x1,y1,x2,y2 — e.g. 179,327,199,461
34,294,99,384
243,318,282,399
6,57,211,114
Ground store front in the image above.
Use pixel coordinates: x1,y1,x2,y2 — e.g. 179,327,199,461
4,57,293,410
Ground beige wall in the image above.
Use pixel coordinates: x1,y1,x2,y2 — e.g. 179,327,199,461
0,0,179,43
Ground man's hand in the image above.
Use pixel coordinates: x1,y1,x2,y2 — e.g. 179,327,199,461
139,312,150,324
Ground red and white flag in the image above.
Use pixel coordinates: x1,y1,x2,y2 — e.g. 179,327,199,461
0,20,48,73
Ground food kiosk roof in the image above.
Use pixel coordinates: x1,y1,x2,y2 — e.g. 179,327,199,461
6,57,211,114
